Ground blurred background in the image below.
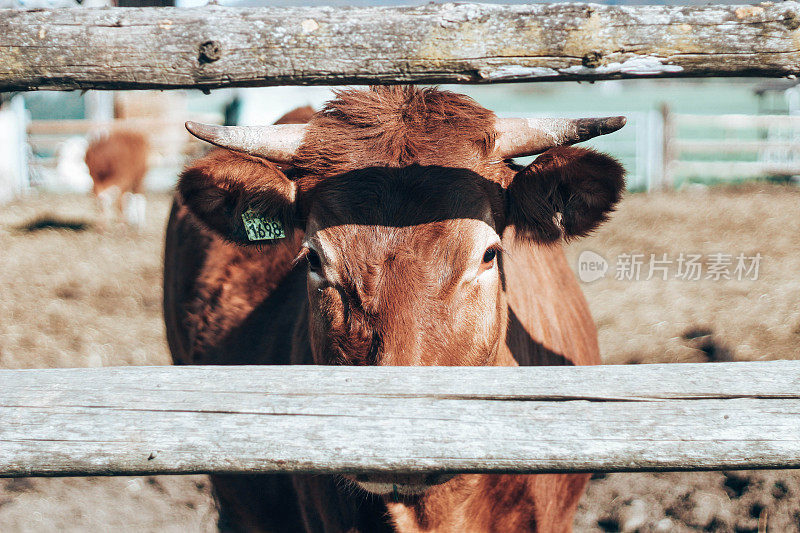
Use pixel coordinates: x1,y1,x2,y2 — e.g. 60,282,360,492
5,78,800,199
1,0,800,532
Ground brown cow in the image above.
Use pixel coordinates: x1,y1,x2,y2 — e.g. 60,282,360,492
84,129,148,229
273,104,316,125
163,86,625,532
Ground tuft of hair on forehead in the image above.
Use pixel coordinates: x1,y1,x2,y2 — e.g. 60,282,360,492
292,86,497,179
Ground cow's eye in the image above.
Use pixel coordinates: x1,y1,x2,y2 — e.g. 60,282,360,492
306,249,323,272
482,246,499,265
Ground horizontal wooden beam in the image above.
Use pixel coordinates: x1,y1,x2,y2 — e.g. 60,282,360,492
2,3,800,91
2,361,800,478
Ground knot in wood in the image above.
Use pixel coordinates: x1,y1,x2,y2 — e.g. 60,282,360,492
198,40,222,64
582,51,603,68
784,10,800,30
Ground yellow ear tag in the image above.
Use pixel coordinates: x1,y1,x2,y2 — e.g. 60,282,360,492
241,208,286,241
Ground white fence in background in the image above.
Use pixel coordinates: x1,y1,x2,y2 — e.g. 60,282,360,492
529,111,800,191
22,111,800,194
520,111,800,191
662,111,800,189
0,96,29,204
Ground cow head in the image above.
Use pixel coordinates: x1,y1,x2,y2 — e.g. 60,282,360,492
179,87,625,495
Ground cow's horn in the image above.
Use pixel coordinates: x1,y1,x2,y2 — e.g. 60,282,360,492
185,122,307,163
493,116,626,159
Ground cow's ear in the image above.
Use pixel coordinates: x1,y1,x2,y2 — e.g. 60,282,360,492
505,146,625,243
178,150,298,245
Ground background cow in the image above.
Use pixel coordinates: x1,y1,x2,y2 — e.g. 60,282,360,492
164,87,625,532
84,129,148,230
273,104,315,125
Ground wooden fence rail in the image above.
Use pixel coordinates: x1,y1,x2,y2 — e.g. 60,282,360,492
660,112,800,186
2,3,800,91
2,361,800,478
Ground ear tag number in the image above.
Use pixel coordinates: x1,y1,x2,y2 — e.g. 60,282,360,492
241,208,286,241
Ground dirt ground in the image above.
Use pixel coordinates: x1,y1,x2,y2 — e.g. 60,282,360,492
0,184,798,532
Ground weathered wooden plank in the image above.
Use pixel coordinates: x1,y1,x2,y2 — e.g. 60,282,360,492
2,361,799,477
2,3,800,91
